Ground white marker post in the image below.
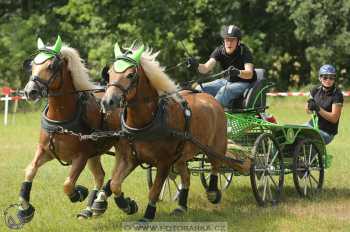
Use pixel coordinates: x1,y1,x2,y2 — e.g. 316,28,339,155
1,87,13,126
2,94,10,126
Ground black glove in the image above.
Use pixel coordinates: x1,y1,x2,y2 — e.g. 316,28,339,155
225,66,240,80
186,57,199,72
307,99,320,112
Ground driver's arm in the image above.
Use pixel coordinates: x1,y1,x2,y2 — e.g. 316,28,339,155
198,58,216,74
239,63,254,79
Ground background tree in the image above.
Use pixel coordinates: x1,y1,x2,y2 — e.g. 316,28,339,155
0,0,348,91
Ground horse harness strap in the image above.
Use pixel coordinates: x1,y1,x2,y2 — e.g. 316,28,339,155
171,96,192,164
119,96,192,167
41,93,93,166
48,133,69,166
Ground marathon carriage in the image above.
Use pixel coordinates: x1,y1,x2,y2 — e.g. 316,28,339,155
147,69,329,206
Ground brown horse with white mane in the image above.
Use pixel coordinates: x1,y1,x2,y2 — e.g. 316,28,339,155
100,42,241,221
20,36,120,223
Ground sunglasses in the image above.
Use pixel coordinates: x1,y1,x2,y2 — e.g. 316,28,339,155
320,75,336,81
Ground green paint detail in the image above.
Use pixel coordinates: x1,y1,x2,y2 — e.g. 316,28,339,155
34,35,62,64
286,128,294,143
52,35,62,53
113,60,135,73
250,83,273,108
113,42,145,72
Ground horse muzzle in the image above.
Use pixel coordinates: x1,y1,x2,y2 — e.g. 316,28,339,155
24,80,45,101
101,94,122,113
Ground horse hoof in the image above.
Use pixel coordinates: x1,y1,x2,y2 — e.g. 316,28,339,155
70,185,89,203
125,198,138,215
207,190,222,204
170,207,187,216
91,200,108,216
77,209,93,219
76,185,89,201
17,204,35,223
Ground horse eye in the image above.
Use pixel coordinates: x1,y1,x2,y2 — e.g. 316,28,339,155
126,73,136,79
22,59,33,74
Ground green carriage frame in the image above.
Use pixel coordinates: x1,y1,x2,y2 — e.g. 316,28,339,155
147,69,328,205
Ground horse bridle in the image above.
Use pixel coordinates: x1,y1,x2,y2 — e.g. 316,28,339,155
28,55,64,98
106,56,141,107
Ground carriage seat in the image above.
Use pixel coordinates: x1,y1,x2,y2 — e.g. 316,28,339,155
228,69,270,113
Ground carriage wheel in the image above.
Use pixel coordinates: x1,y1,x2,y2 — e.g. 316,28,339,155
292,139,324,197
250,133,284,206
147,167,181,201
199,154,234,191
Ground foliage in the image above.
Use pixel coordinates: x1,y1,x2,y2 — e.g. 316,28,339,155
0,0,349,91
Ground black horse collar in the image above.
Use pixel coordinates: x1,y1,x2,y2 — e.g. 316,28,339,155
41,93,88,134
120,99,172,140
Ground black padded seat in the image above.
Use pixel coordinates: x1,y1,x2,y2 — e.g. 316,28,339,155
229,69,270,112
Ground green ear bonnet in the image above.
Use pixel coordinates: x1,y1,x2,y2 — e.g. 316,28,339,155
33,35,62,64
113,41,144,72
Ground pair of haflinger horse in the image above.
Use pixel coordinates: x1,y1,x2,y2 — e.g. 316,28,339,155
18,35,250,224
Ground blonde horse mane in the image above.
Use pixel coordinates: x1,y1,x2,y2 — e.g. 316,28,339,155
60,46,97,91
140,48,178,97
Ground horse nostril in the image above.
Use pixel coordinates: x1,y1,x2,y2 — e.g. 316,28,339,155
29,90,38,98
108,99,114,106
101,99,110,111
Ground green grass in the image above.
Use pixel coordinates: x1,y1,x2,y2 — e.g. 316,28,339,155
0,97,350,232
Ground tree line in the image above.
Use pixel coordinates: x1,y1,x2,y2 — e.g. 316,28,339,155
0,0,349,91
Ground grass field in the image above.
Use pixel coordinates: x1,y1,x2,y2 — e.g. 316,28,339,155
0,97,350,232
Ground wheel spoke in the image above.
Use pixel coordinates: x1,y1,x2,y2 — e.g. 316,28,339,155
171,178,180,191
256,156,265,169
262,175,268,201
265,140,272,164
268,150,279,167
222,174,231,183
262,139,267,156
256,171,265,190
309,173,320,187
308,144,313,164
302,144,307,157
303,172,308,195
309,152,318,166
267,176,272,201
219,174,223,189
267,172,279,189
166,178,173,200
159,178,167,200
